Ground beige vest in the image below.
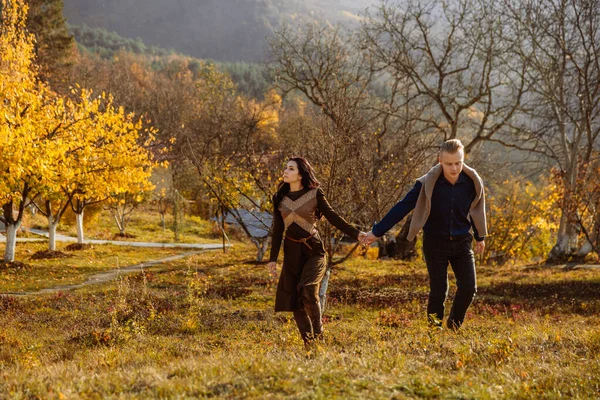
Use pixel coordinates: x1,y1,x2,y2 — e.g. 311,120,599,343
279,189,319,234
408,163,487,241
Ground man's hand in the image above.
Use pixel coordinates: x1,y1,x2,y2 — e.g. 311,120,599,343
267,261,278,280
358,231,367,245
360,231,378,246
474,240,485,255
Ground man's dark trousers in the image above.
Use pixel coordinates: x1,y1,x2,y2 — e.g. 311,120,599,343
422,232,477,328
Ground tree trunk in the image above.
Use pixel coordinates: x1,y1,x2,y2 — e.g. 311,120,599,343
547,209,579,263
48,218,58,252
577,211,600,257
376,237,388,258
113,212,125,236
319,266,331,315
4,223,19,262
387,215,417,260
252,237,268,262
173,192,180,242
220,206,226,253
76,211,85,244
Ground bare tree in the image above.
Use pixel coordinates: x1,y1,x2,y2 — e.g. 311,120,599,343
268,21,430,262
361,0,528,151
569,154,600,259
269,1,530,260
349,0,531,258
503,0,600,262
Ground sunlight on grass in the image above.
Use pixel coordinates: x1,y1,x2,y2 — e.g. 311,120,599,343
0,242,190,292
24,204,224,244
1,244,599,398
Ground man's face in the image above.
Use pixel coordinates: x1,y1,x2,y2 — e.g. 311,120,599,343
439,149,464,181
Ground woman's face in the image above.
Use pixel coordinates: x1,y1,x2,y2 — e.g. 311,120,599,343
283,161,302,185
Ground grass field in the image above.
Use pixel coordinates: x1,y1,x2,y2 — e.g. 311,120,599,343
22,203,225,245
1,242,599,399
0,242,188,292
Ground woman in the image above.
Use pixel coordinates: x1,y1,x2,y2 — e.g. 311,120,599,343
267,157,364,345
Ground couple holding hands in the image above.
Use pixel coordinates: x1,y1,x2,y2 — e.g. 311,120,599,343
268,139,487,345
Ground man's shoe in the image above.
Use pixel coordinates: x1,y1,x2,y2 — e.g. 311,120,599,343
428,314,443,329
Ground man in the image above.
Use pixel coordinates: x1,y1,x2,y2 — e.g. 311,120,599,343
361,139,487,330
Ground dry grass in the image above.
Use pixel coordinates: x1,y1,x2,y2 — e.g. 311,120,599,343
0,244,599,398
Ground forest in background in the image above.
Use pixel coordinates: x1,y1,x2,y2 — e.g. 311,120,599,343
63,0,373,62
69,23,271,98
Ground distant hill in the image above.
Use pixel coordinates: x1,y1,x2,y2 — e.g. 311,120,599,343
62,0,375,62
70,24,271,98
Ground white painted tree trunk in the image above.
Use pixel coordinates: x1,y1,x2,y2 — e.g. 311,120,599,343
4,223,19,262
76,211,85,244
48,217,58,252
577,213,600,257
252,238,269,262
577,240,594,257
548,210,579,262
319,267,331,315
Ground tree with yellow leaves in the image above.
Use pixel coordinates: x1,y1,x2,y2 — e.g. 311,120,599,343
0,0,157,257
64,90,156,245
30,87,156,250
0,0,58,262
482,176,560,265
33,92,96,252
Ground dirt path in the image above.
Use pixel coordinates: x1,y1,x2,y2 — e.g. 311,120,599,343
1,249,209,297
3,229,230,250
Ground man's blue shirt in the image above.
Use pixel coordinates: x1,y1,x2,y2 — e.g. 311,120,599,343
372,171,483,241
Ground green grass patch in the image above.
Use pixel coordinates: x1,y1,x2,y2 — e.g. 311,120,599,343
25,204,225,244
0,241,195,292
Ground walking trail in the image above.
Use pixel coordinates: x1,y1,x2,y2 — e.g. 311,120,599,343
4,228,229,249
1,229,230,297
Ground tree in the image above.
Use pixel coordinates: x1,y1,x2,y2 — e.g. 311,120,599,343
0,0,60,261
28,88,156,249
355,0,531,257
179,67,284,260
106,186,153,238
33,92,97,252
483,175,559,265
556,153,600,260
503,0,600,262
268,21,431,263
361,0,528,150
67,91,156,244
23,0,75,92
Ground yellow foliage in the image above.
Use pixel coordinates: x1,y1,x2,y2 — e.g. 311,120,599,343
0,0,54,207
0,0,156,228
483,175,560,265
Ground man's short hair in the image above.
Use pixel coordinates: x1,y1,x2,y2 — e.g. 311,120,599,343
440,139,464,154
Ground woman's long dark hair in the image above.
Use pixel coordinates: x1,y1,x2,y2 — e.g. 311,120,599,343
273,157,321,216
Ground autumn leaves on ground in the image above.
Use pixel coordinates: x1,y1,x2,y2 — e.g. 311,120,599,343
1,240,599,398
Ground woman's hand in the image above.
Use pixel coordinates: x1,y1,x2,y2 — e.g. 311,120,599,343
359,231,377,246
267,261,278,280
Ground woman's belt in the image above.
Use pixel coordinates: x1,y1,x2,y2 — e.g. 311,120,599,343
285,233,315,250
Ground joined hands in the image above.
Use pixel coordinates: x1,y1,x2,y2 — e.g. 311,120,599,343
358,231,378,246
